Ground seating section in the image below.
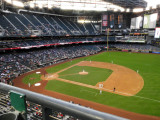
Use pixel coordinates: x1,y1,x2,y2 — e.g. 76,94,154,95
0,53,30,84
0,37,117,49
0,13,100,37
0,92,12,116
111,43,160,52
0,44,104,84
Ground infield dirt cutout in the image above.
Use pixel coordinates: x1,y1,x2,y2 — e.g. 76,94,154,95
41,61,144,96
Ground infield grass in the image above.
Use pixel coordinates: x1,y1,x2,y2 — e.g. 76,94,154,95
59,66,112,85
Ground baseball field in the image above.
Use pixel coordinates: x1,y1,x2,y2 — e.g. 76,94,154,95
15,52,160,119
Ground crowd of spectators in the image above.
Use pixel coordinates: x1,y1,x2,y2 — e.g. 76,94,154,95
151,40,160,48
116,36,145,42
0,53,29,84
112,43,160,52
0,37,112,49
0,44,103,85
0,91,12,116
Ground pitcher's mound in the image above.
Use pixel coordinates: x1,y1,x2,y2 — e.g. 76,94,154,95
79,70,88,75
41,74,59,80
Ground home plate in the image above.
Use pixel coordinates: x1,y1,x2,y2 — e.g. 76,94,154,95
35,83,41,86
36,72,41,74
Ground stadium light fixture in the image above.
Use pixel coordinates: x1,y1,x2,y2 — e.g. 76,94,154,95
145,7,150,11
48,4,52,9
5,0,11,4
38,3,43,9
114,9,118,12
120,8,125,12
126,8,130,12
97,7,107,11
78,20,91,24
12,1,24,8
5,0,24,7
133,8,144,13
30,2,35,8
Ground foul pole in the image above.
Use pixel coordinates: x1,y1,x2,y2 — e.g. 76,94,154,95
106,28,110,51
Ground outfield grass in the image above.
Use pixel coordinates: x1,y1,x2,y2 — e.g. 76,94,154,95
38,52,160,116
22,73,41,85
59,66,112,85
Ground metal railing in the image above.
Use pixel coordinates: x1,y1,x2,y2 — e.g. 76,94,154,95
0,83,129,120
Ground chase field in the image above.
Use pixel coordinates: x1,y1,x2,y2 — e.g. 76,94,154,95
14,52,160,118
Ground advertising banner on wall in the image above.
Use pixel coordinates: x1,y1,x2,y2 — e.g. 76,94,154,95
101,14,108,31
102,21,108,27
118,15,123,28
103,15,108,21
110,14,114,28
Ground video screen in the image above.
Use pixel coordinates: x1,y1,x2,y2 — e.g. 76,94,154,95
130,16,142,29
143,13,158,29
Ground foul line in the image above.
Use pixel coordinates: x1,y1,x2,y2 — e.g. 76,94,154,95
101,87,160,103
80,89,97,96
57,76,160,103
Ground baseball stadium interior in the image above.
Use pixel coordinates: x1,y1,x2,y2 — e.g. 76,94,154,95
0,0,160,120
